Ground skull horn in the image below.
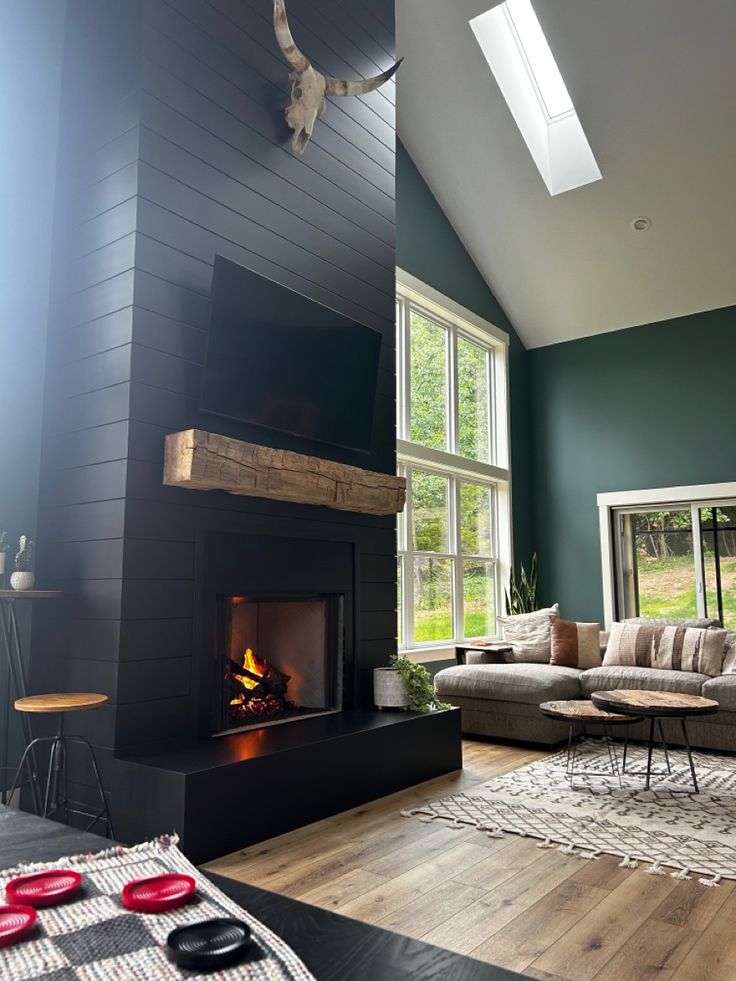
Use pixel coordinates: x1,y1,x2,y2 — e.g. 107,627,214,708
324,58,403,97
273,0,310,73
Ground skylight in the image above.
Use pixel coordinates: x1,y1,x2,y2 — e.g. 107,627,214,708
470,0,601,195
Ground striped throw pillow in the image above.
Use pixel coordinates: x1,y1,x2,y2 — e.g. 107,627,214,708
603,622,726,677
549,617,602,669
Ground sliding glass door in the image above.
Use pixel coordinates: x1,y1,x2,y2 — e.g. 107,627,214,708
615,502,736,629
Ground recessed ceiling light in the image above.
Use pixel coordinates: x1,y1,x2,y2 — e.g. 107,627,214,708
470,0,602,196
631,216,652,231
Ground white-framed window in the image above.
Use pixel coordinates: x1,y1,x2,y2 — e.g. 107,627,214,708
396,269,512,653
598,482,736,630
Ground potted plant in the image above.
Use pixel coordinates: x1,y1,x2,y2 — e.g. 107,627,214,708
0,532,8,580
10,536,35,591
505,553,539,615
374,654,449,712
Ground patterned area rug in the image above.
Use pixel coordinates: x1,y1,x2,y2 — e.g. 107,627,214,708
0,836,315,980
403,742,736,886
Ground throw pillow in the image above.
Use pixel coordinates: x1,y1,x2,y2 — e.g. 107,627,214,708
722,631,736,674
497,604,559,663
603,621,726,677
549,618,602,669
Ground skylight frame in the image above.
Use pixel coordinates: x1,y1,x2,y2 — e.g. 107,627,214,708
470,0,602,196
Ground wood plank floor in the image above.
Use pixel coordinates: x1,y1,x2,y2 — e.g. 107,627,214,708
204,740,736,980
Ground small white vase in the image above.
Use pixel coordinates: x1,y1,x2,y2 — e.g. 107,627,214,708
10,572,35,591
374,667,409,709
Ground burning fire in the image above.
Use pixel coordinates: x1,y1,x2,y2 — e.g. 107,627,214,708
227,646,292,723
238,648,264,690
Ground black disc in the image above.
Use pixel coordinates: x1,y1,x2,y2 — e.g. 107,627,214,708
166,917,252,970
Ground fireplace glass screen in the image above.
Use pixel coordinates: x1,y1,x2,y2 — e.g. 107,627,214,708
214,594,343,734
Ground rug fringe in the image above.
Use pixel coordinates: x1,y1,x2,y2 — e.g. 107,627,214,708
698,874,722,888
537,837,556,849
557,843,576,856
580,849,601,861
0,833,179,881
619,855,638,869
671,868,692,880
648,861,666,876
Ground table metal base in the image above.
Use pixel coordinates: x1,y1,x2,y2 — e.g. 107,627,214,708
625,716,701,793
566,724,623,787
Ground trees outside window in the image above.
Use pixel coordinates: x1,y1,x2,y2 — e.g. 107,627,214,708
617,505,736,629
396,271,511,651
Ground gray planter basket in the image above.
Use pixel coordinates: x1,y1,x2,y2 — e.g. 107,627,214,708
373,667,409,709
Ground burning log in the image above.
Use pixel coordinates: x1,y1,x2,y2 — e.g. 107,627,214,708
228,652,290,697
226,647,294,724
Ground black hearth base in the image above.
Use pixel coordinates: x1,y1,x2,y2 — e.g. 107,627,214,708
113,709,462,864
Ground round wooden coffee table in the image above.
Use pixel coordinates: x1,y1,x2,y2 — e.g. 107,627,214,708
539,700,641,786
590,690,719,792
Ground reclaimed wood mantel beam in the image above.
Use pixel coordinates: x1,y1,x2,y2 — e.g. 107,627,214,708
163,429,406,516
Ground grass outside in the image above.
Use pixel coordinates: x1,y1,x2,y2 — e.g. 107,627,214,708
637,554,736,629
414,608,491,643
413,555,736,642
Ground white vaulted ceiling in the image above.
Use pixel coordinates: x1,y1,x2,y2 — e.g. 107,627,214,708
396,0,736,348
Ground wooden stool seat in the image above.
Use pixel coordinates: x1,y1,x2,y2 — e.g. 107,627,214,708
14,693,108,714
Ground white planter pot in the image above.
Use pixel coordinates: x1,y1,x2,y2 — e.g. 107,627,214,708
374,667,409,709
0,553,5,577
10,572,35,591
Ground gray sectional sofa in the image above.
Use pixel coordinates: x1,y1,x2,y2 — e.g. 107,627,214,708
434,638,736,752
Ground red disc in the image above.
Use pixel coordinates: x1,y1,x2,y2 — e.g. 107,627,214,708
0,905,37,948
122,874,196,913
6,870,82,908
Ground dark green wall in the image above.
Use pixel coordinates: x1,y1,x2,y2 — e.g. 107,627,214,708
530,305,736,624
395,142,533,566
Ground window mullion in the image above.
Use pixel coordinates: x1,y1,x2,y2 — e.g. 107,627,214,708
692,503,706,619
452,477,463,643
487,348,496,466
448,322,458,456
403,467,415,648
401,300,411,442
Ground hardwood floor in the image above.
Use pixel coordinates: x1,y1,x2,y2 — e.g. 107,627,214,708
204,740,736,979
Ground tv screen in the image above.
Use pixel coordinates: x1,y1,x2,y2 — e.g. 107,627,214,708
201,256,382,452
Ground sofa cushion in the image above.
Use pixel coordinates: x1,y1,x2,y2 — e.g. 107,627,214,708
435,663,582,705
497,604,559,663
702,675,736,711
603,621,726,677
580,665,709,699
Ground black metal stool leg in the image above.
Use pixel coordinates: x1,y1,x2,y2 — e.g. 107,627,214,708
67,736,115,838
7,736,47,808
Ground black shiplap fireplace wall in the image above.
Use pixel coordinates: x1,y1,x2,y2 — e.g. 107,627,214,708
32,0,397,815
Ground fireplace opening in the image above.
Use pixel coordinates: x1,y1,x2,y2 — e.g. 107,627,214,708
213,594,344,735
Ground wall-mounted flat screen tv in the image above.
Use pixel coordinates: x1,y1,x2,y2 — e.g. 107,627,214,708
201,256,382,452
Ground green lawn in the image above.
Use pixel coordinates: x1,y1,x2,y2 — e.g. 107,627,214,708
412,555,736,641
415,608,491,643
636,554,736,628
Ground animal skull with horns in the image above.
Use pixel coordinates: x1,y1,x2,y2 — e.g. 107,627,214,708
273,0,402,153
